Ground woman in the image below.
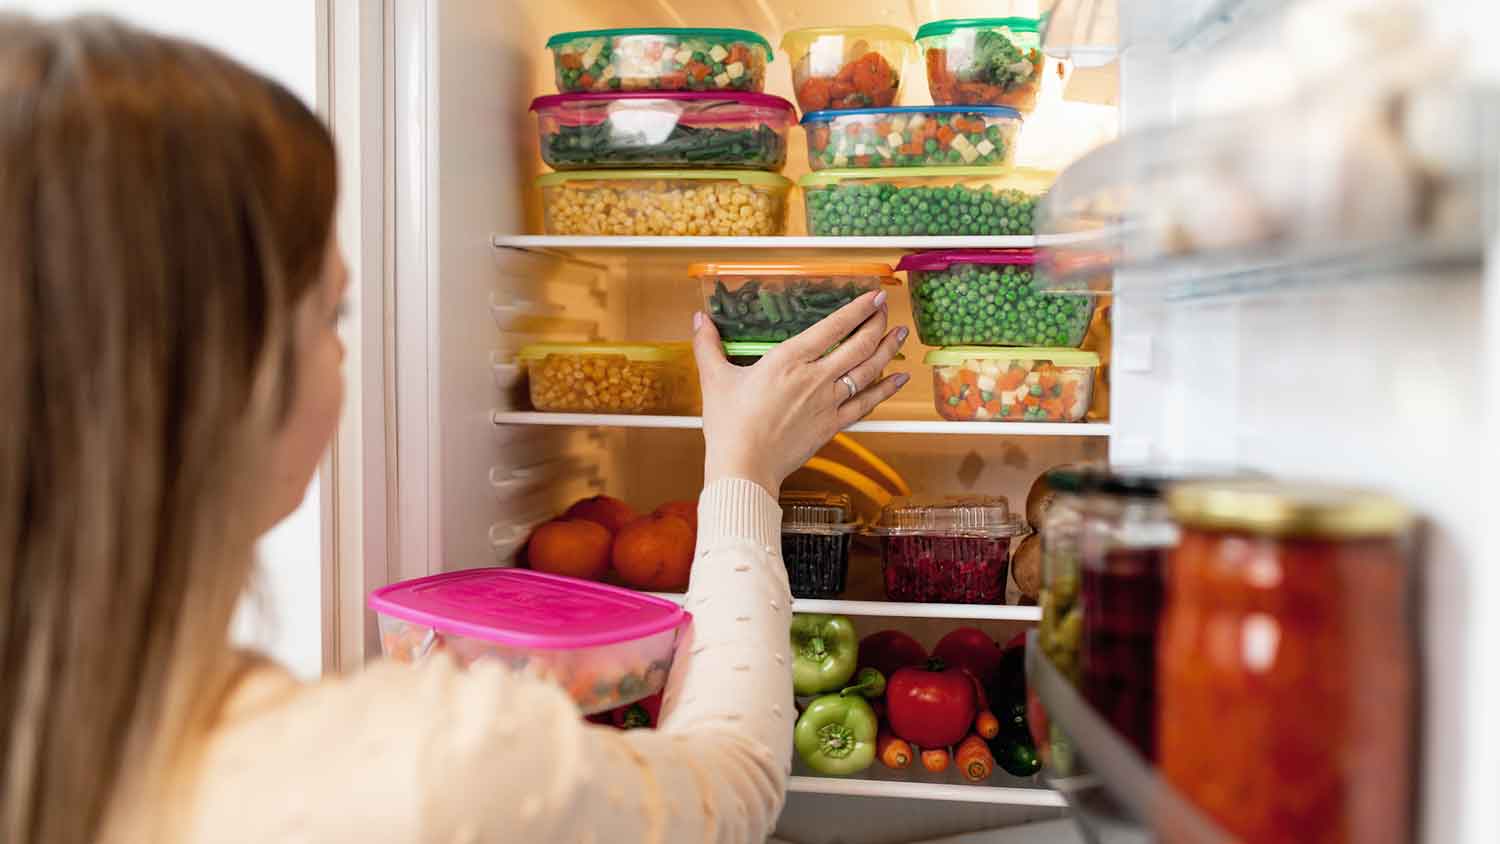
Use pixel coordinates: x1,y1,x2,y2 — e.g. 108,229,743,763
0,15,909,844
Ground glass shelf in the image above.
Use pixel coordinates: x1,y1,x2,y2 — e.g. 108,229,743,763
1041,0,1288,59
1025,632,1235,844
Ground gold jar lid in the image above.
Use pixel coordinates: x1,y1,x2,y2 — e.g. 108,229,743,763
1167,480,1412,539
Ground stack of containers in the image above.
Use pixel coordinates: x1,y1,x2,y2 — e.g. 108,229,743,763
782,22,1048,238
533,27,795,236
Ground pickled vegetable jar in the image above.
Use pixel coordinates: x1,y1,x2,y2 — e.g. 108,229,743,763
802,106,1021,170
1160,482,1415,844
1037,467,1100,687
529,92,794,171
799,167,1049,237
1078,472,1178,761
780,491,859,598
916,18,1044,112
518,342,697,414
693,261,897,342
780,25,912,112
898,249,1095,347
537,170,791,236
924,347,1098,422
867,496,1025,603
546,27,772,94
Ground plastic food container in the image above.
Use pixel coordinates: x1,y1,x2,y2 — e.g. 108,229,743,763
547,28,772,94
799,167,1048,236
537,170,790,236
802,106,1021,170
916,18,1044,112
780,491,859,598
924,347,1099,422
780,26,912,112
693,261,897,342
369,568,691,714
897,249,1095,347
529,92,795,171
867,495,1025,603
518,342,697,414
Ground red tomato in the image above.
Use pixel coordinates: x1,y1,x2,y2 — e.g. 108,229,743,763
932,628,1004,690
887,662,977,748
858,630,927,680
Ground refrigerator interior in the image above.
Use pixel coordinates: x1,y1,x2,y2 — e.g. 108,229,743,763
356,0,1500,841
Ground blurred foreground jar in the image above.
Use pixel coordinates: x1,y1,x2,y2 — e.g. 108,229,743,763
1159,482,1414,844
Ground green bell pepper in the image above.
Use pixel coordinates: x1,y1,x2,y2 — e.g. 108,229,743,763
794,692,879,776
790,614,858,696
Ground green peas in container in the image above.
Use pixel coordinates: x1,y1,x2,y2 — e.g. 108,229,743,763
798,166,1050,237
896,248,1096,347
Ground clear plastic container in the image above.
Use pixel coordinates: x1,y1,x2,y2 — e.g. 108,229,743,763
369,568,691,714
529,92,795,171
924,347,1100,422
780,25,913,112
546,27,772,94
692,261,897,342
915,18,1044,112
802,106,1021,170
780,491,858,598
867,495,1026,604
897,249,1095,347
517,342,697,414
537,170,791,236
799,167,1049,236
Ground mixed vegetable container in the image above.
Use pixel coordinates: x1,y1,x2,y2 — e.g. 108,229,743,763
803,106,1021,170
547,27,772,93
693,261,897,342
916,18,1044,112
925,348,1099,423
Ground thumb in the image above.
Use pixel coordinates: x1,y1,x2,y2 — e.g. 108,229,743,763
690,311,729,378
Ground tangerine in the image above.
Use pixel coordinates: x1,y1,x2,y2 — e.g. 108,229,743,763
612,514,695,591
527,518,612,581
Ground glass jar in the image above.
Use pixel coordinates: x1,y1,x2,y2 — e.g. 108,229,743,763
1159,481,1414,844
1078,473,1176,762
1037,467,1098,686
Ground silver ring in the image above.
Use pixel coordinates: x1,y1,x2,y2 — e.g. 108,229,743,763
839,374,858,401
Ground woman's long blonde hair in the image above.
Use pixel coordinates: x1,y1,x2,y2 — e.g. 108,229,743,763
0,15,336,844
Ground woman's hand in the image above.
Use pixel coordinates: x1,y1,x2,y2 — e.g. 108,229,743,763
691,290,909,497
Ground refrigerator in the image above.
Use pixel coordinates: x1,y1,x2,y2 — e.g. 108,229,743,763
317,0,1500,841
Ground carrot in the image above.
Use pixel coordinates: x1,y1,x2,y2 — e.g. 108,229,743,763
578,73,594,88
876,120,892,136
956,735,995,782
920,747,951,773
936,125,955,146
975,710,1000,740
878,730,913,769
997,366,1029,391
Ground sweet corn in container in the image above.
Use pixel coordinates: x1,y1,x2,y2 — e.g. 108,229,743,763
518,342,698,414
537,170,791,236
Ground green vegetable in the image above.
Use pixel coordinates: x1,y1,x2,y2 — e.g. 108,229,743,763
790,614,859,696
910,262,1092,347
542,121,785,170
805,182,1038,236
707,277,868,342
965,29,1039,91
843,667,886,699
794,692,879,776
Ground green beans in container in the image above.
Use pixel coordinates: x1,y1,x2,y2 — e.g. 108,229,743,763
896,249,1095,347
799,167,1050,237
691,261,897,342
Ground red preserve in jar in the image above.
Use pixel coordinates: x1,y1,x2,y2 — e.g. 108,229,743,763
868,495,1025,604
1159,481,1414,844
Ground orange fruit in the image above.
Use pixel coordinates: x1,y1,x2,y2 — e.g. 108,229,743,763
612,514,695,591
653,500,698,532
563,495,636,535
526,519,612,581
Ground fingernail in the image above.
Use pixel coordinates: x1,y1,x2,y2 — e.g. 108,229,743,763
896,326,909,345
894,372,910,387
692,311,704,332
873,291,888,309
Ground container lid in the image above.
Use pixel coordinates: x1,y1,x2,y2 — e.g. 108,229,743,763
529,90,795,115
915,17,1041,40
367,568,691,649
689,261,896,278
780,490,859,534
537,169,792,187
799,165,1009,186
517,341,687,362
722,340,906,361
781,25,913,54
896,249,1036,272
1167,480,1414,539
868,495,1025,537
801,105,1021,124
545,27,774,57
924,347,1101,367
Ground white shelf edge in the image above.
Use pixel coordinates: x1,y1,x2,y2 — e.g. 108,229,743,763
647,592,1041,622
492,411,1112,438
493,234,1044,251
787,776,1066,807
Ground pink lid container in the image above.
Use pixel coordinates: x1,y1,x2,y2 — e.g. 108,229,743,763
368,568,689,649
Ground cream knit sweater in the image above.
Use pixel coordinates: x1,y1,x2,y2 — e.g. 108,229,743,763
188,479,793,843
